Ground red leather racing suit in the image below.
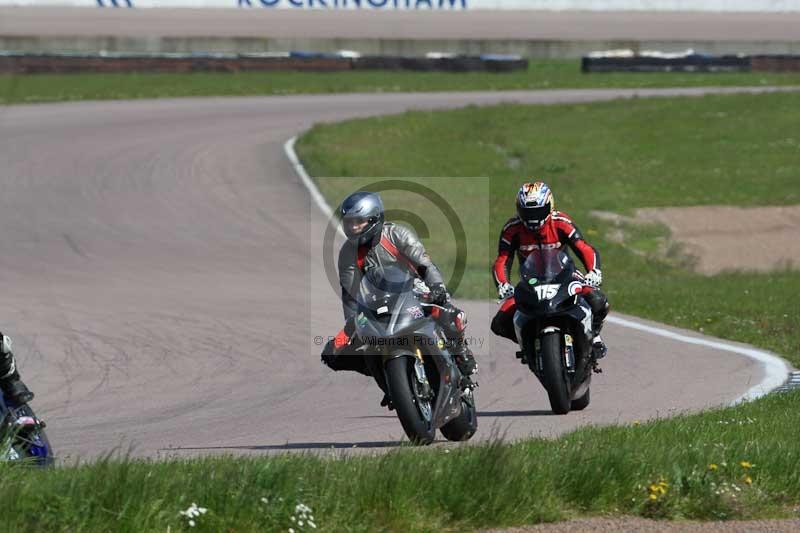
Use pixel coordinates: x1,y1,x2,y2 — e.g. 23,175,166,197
490,211,608,342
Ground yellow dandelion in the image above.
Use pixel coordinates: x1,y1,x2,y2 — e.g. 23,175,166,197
649,494,658,501
739,461,752,469
744,475,753,485
633,420,641,427
649,484,659,493
708,463,718,471
659,480,669,488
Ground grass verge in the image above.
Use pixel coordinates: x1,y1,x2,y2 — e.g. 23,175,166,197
3,62,800,104
296,92,800,367
3,389,799,531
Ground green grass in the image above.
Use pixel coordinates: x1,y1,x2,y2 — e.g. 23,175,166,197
3,61,800,104
3,389,799,531
296,92,800,366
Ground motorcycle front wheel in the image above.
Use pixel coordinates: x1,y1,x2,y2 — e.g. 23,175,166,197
385,356,436,445
540,332,571,415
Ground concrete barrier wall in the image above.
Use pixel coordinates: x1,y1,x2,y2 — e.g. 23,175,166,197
3,0,800,12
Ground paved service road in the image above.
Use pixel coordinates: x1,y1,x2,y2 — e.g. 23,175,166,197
0,87,789,460
2,8,800,41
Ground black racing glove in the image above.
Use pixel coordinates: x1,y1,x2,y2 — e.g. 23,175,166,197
429,283,450,306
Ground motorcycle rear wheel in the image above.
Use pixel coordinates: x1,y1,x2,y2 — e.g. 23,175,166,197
571,387,591,411
440,390,478,442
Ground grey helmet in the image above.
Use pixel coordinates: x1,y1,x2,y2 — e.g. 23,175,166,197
340,191,385,245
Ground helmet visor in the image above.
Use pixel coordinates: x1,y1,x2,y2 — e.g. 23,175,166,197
518,204,552,228
343,216,372,239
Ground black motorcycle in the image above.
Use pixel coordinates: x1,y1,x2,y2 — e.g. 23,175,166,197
511,248,598,414
354,265,477,445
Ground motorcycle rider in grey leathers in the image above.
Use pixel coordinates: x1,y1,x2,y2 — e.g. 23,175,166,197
321,192,477,406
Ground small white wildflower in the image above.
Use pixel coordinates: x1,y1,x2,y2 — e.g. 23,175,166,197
261,497,269,504
298,521,304,526
179,503,208,527
289,529,295,533
309,521,317,529
290,516,296,522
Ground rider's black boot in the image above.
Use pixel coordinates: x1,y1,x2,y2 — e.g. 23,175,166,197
592,335,608,360
0,371,34,404
380,394,395,411
448,334,477,388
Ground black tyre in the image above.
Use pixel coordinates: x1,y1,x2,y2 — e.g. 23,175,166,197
385,356,435,445
571,387,590,411
440,392,478,442
540,332,571,415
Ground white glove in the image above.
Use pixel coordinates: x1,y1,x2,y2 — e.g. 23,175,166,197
498,282,515,300
413,278,430,296
585,269,603,288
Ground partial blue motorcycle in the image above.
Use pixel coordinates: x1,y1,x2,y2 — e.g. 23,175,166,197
1,363,53,465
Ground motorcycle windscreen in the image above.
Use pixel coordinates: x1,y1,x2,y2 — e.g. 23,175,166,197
519,248,575,284
355,266,423,338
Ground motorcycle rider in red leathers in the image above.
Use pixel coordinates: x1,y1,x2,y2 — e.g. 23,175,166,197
491,181,609,359
321,191,478,406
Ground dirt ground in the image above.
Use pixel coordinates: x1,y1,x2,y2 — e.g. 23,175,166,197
486,517,800,532
596,206,800,275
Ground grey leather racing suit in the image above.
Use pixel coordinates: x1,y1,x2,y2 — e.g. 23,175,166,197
323,222,475,378
338,222,444,322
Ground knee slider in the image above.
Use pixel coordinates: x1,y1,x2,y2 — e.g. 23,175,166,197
320,339,337,367
490,314,504,336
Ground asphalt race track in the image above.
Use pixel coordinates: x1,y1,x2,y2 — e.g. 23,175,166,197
0,87,791,460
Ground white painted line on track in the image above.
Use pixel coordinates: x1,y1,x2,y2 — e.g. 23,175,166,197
285,128,793,406
285,136,334,219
